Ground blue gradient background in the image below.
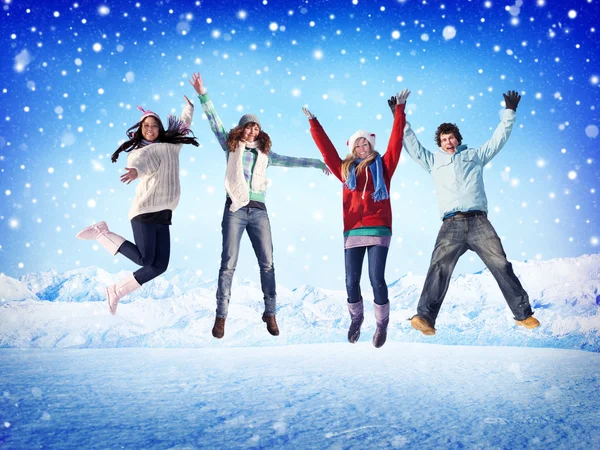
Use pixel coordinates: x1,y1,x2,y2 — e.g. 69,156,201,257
1,0,598,289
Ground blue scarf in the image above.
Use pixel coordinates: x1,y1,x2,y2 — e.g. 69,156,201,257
344,154,389,202
140,139,158,147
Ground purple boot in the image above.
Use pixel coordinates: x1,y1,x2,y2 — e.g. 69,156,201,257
373,302,390,348
347,300,364,343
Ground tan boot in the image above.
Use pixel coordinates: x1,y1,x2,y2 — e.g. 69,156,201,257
515,316,540,329
76,221,125,256
262,313,279,336
410,315,436,336
212,317,226,339
105,273,141,315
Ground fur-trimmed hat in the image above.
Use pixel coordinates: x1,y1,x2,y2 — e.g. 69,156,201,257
347,129,376,152
238,114,261,128
137,106,161,122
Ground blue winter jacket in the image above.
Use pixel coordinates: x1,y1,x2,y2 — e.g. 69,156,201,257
402,109,516,220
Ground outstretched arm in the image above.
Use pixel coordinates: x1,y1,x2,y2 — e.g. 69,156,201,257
189,72,229,152
268,151,329,174
388,94,434,172
382,90,409,177
477,90,520,165
303,107,343,182
179,95,194,126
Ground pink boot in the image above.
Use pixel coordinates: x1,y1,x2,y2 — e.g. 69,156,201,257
76,221,125,256
106,273,141,315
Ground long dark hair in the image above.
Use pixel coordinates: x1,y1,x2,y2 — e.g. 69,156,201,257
226,123,271,154
111,115,199,162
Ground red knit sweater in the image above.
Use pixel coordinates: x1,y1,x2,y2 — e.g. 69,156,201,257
309,104,406,233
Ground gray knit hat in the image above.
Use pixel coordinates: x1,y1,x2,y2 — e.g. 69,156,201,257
238,114,261,128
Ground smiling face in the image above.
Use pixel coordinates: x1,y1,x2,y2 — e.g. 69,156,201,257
353,137,373,159
242,123,260,142
141,116,160,141
439,133,459,155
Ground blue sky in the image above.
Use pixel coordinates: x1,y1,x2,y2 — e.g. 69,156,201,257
1,0,598,289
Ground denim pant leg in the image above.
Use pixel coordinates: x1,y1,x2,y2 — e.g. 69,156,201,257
119,222,171,285
216,206,248,318
246,208,277,316
345,247,367,304
417,219,469,326
367,245,389,305
467,215,533,320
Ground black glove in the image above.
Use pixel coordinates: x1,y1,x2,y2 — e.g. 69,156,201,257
503,90,521,111
388,96,397,116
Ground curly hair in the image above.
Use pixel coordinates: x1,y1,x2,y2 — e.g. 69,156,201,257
227,123,272,154
341,139,378,182
111,115,199,162
434,123,463,148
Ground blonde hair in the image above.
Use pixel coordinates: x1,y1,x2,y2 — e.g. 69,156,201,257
341,138,378,181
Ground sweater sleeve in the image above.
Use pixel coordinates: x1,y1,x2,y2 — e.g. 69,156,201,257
127,147,155,179
179,103,194,126
268,152,327,171
381,103,406,178
198,93,229,152
308,118,344,182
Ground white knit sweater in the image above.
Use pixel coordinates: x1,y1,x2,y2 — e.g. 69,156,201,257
126,104,194,220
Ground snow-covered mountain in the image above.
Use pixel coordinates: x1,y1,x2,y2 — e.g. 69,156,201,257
1,255,599,351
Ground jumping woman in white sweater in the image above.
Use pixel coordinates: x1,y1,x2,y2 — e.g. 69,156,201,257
76,91,199,315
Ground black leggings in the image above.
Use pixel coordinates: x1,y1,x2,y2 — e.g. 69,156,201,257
118,221,170,285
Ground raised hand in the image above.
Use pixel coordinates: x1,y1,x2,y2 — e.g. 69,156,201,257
189,72,206,95
503,90,521,111
184,95,193,107
387,96,397,116
120,167,138,185
396,89,411,105
302,107,316,120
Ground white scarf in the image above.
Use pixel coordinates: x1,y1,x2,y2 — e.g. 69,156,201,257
224,140,269,212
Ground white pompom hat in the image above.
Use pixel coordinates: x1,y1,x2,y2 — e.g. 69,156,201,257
347,129,376,153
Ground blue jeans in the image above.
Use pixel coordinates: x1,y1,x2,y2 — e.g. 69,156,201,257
417,214,533,326
216,206,276,318
345,245,389,305
118,221,170,285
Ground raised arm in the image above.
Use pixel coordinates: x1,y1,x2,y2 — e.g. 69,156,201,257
189,72,229,152
303,107,343,182
382,90,409,177
180,95,195,126
476,90,520,165
268,151,328,173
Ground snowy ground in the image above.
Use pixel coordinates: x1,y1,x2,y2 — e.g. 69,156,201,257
1,343,599,450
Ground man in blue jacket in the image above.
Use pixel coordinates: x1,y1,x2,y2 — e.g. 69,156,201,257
391,90,540,335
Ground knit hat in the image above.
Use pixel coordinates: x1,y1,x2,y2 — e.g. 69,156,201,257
137,106,161,122
347,129,376,153
238,114,261,128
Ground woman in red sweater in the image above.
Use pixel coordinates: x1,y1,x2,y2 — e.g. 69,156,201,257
302,90,409,348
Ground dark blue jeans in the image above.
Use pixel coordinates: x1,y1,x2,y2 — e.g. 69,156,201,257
216,206,276,318
417,214,533,326
118,221,170,285
345,245,389,305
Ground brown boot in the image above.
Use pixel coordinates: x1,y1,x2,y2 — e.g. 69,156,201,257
515,316,540,329
212,317,226,339
410,315,436,336
262,313,280,336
